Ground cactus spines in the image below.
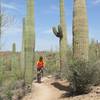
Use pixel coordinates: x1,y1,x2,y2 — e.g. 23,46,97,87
52,24,67,75
59,0,67,70
21,0,35,84
52,0,67,74
52,25,63,73
21,18,25,79
73,0,89,60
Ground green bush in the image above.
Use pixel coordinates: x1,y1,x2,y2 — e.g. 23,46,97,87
67,60,100,95
6,90,13,100
93,60,100,85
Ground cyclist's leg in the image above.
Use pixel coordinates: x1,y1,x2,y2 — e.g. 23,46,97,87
37,68,42,83
41,68,43,77
37,68,40,82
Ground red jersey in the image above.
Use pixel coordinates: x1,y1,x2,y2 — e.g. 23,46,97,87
36,61,45,69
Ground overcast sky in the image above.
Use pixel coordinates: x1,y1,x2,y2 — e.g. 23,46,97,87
1,0,100,51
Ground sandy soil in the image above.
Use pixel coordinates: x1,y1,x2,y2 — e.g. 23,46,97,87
22,76,100,100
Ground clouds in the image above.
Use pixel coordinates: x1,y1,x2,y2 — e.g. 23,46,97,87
1,0,100,51
1,2,18,10
1,25,22,51
93,0,100,5
1,17,22,51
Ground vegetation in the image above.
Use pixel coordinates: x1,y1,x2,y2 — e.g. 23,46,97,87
34,51,60,76
66,59,100,95
73,0,89,60
0,9,14,49
52,0,67,75
0,0,100,99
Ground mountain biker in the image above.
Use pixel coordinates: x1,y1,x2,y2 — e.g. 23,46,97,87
36,56,45,77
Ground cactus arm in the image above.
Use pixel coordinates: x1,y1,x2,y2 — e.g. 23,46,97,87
58,25,63,38
52,27,60,38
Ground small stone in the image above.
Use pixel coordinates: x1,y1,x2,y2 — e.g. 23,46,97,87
12,95,19,100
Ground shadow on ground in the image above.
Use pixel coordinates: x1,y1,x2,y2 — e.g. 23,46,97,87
51,82,73,98
51,82,69,91
51,82,87,99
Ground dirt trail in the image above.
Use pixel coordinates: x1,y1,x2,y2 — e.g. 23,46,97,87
22,76,100,100
22,77,66,100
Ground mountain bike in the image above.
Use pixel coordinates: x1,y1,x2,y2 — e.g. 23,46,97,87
37,69,43,83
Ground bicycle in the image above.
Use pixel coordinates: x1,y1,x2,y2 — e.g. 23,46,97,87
37,69,43,83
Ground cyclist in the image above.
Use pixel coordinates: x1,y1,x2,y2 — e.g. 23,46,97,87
36,56,45,79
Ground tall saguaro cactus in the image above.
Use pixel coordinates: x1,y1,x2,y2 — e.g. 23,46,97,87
11,43,16,72
73,0,89,60
95,40,100,59
12,43,16,53
60,0,67,69
21,18,25,79
52,0,67,74
21,0,35,84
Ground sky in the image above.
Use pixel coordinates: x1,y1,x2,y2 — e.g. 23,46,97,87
1,0,100,51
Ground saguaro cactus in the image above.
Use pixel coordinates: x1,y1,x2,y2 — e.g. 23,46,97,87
95,40,100,59
21,0,35,84
52,25,63,73
11,43,20,79
12,43,16,53
52,0,67,74
53,25,63,38
73,0,89,60
21,18,25,79
60,0,67,69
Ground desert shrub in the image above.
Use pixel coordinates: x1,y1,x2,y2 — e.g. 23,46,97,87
6,90,13,100
92,60,100,85
0,60,4,86
67,60,100,95
0,96,2,100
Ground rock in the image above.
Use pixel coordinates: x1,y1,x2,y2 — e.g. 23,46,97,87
0,87,3,92
12,95,19,100
96,91,100,94
24,85,31,94
16,80,25,89
12,88,25,100
92,87,100,92
12,80,25,90
47,75,52,78
0,86,6,93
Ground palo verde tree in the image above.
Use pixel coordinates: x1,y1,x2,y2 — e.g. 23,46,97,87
0,1,15,49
